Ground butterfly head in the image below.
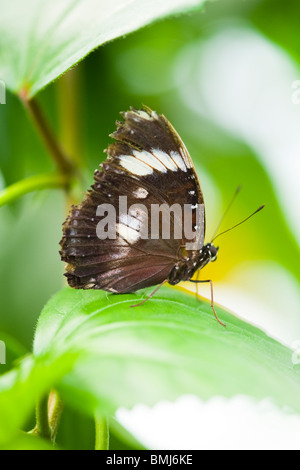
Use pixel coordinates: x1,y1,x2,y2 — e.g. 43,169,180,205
202,243,219,263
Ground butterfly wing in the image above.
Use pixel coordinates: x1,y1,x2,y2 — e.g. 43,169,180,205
60,107,205,293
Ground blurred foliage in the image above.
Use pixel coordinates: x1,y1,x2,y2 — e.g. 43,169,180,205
0,0,299,450
252,0,300,63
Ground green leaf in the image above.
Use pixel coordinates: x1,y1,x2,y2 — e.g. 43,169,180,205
0,353,76,444
33,286,300,417
0,432,57,450
0,0,206,98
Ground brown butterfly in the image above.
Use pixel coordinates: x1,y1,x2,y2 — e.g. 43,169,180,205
60,107,263,326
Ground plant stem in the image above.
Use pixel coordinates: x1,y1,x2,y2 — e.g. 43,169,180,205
0,172,68,207
57,67,84,169
95,414,109,450
20,94,74,176
57,68,86,211
33,394,52,440
48,390,64,443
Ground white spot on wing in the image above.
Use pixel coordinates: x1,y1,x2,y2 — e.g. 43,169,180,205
119,154,153,176
135,110,152,120
132,150,167,173
133,187,149,199
85,282,96,288
129,206,146,221
170,151,187,172
119,213,141,231
108,287,118,293
151,149,178,172
116,223,141,243
180,147,192,169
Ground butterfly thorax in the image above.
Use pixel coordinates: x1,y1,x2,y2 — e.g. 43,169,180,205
168,243,219,285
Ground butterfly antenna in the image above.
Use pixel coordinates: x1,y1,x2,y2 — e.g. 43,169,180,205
210,185,242,242
211,205,265,243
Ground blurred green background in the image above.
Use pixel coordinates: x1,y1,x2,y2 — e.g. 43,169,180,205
0,0,299,448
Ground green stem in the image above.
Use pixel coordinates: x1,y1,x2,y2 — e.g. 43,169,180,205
48,390,63,443
57,67,83,169
32,394,51,440
57,68,85,210
20,95,74,176
0,172,67,207
95,414,109,450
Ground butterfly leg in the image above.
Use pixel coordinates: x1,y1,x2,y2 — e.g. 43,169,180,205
190,279,226,327
194,269,200,301
130,280,168,308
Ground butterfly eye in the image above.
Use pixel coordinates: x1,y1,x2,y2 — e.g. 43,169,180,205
209,245,219,261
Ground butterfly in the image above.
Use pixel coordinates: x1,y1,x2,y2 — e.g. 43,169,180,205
59,106,225,325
